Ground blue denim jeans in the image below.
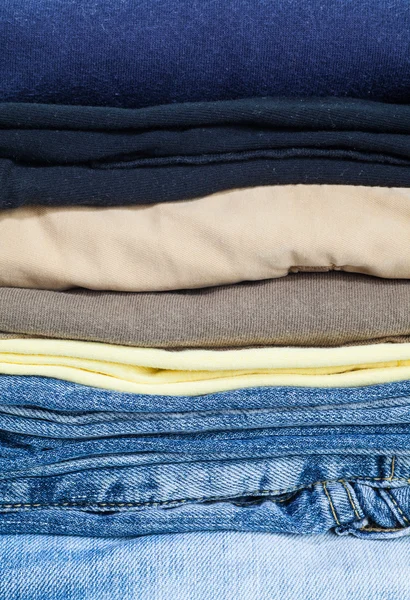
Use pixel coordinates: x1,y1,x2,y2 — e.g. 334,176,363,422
1,532,410,600
1,376,410,538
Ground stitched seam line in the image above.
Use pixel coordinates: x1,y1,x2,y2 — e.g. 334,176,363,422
322,482,340,526
1,474,409,512
360,526,404,533
0,497,290,510
341,481,361,519
385,490,410,525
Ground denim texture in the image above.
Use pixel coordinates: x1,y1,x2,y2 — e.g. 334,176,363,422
2,532,410,600
1,0,410,107
1,376,410,537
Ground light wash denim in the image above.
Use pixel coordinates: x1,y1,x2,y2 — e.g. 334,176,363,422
1,532,410,600
1,376,410,537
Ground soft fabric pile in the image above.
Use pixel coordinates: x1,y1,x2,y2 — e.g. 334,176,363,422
2,1,410,598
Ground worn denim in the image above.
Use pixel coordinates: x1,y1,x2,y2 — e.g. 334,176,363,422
1,532,410,600
1,376,410,538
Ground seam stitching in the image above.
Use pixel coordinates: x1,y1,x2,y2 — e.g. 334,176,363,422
360,526,405,533
341,481,361,519
1,475,409,512
322,482,340,526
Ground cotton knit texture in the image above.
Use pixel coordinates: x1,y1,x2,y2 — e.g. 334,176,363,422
0,273,410,348
2,339,410,394
1,0,410,107
2,98,410,208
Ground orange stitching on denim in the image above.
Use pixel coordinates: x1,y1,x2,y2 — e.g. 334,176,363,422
322,482,340,526
341,482,361,519
360,526,404,533
385,490,410,525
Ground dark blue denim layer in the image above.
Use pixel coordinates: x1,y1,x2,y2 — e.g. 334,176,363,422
1,376,410,538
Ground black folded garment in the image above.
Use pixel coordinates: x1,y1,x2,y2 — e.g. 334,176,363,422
2,97,410,208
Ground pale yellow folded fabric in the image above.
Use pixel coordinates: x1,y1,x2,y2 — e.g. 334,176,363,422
2,185,410,290
3,338,410,395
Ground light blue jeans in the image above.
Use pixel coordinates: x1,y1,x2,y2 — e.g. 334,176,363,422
1,532,409,600
2,376,410,537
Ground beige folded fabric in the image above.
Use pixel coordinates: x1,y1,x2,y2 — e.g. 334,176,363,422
1,185,410,291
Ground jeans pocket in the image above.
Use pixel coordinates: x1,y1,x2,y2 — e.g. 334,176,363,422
336,482,410,539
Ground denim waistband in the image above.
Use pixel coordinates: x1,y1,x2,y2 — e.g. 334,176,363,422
2,376,410,538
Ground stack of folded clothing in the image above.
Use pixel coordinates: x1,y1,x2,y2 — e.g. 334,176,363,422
1,1,410,598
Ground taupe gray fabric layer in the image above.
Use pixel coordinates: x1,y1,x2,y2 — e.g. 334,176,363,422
1,272,410,348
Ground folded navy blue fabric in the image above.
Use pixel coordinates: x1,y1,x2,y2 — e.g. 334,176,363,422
1,0,410,107
3,97,410,208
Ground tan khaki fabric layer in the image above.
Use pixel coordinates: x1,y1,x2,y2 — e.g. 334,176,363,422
1,273,410,348
1,185,410,291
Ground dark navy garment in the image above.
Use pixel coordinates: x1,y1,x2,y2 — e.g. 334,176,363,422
1,0,410,107
1,376,410,538
3,97,410,209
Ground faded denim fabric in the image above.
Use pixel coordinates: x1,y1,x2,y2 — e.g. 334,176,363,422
1,532,410,600
1,376,410,537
